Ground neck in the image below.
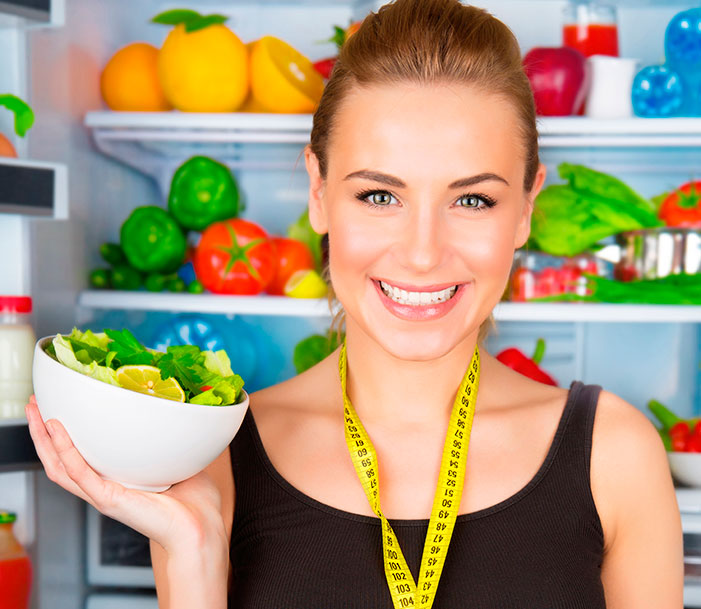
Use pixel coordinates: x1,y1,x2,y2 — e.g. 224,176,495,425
343,322,480,428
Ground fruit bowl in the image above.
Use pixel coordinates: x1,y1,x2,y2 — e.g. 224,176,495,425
32,336,249,492
667,452,701,487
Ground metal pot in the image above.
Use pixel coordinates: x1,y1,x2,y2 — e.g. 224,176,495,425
595,227,701,281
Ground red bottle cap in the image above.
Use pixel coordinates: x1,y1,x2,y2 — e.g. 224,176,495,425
0,296,32,314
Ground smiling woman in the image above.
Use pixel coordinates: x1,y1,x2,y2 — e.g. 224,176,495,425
24,1,683,608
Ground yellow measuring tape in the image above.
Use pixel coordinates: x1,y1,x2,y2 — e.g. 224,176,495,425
339,342,480,609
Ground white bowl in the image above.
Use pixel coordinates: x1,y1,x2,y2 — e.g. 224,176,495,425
667,452,701,488
32,336,249,492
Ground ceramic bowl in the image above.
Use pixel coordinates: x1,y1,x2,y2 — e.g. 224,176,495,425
32,336,249,492
667,452,701,487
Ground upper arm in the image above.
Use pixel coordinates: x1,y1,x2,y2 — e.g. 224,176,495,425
591,390,684,609
151,446,235,605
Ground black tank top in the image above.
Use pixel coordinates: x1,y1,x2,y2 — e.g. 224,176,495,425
229,380,605,608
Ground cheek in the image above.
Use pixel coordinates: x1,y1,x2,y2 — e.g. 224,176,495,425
454,219,517,282
326,207,387,287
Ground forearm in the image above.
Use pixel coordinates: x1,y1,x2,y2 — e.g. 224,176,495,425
163,549,229,609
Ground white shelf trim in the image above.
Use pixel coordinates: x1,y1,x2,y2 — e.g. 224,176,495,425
78,291,336,318
79,291,701,323
85,112,701,147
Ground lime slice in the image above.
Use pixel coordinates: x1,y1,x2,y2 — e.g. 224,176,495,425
116,365,186,402
284,269,328,298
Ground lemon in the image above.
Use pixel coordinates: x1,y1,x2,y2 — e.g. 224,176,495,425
284,269,328,298
249,36,325,113
158,23,248,112
116,365,186,402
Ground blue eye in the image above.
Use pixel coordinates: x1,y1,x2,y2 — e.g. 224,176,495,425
355,189,397,207
456,193,497,211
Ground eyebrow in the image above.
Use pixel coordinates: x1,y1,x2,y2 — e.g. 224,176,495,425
342,170,510,189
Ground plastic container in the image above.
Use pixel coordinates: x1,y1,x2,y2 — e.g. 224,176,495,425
0,297,35,420
563,1,619,58
507,250,607,302
0,511,32,609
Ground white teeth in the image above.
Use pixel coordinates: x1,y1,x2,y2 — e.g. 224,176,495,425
379,281,458,306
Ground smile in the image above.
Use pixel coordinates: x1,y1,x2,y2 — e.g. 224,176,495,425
379,280,458,306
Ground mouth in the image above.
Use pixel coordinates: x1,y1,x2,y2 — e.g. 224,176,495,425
376,279,460,307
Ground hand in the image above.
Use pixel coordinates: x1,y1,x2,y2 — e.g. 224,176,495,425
25,396,228,559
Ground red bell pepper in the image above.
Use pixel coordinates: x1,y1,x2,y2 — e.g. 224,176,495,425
496,338,558,386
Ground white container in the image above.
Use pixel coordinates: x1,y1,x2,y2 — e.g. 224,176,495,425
0,297,35,420
585,55,639,119
668,452,701,488
32,336,249,492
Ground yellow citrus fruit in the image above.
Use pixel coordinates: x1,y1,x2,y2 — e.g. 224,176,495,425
284,269,328,298
0,133,17,157
100,42,172,112
158,24,248,112
249,36,325,113
116,365,185,402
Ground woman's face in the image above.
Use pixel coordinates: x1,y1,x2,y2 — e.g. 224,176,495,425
305,82,546,361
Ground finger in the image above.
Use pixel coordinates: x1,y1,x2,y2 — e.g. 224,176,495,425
45,417,127,516
25,402,93,504
28,394,36,405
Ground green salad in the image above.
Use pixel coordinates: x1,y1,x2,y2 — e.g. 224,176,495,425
45,328,244,406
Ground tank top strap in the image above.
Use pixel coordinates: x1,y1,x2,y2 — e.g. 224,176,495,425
557,380,603,479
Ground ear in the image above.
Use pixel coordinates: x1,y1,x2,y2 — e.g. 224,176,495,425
514,162,547,248
304,145,328,235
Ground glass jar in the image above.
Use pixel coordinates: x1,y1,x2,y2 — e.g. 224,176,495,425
0,511,32,609
0,297,36,420
563,1,619,57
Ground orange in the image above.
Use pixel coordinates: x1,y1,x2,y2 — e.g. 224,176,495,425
158,24,248,112
249,36,324,114
100,42,172,112
0,133,17,157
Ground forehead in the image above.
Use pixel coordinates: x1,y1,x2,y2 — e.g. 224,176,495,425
328,82,525,187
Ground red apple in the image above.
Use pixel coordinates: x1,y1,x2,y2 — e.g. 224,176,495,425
523,47,589,116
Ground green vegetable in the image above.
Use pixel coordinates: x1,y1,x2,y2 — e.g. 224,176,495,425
120,206,187,273
648,399,682,430
46,328,244,405
111,265,142,291
166,277,187,293
52,334,120,386
89,268,112,289
293,331,342,374
287,209,323,272
530,163,662,257
168,156,240,231
187,279,205,294
144,273,169,292
0,94,34,137
99,242,126,266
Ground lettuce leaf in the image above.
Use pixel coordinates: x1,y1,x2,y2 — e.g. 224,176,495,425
203,350,234,377
52,334,120,387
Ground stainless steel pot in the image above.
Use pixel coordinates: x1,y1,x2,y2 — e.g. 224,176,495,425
595,227,701,281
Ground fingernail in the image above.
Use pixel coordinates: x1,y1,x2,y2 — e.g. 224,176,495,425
46,420,55,437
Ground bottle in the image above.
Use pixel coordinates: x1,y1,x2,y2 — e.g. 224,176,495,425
0,297,36,420
665,8,701,116
563,1,619,58
0,511,32,609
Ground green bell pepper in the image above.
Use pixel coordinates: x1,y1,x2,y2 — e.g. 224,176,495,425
120,206,187,273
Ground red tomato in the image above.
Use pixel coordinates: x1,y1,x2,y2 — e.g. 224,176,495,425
266,237,315,295
659,180,701,227
194,218,276,295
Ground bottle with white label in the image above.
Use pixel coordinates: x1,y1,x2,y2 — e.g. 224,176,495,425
0,297,36,420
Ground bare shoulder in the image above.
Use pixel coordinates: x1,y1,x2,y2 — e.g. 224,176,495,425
589,389,678,547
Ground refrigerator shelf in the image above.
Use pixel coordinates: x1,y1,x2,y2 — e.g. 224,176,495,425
79,290,701,323
78,290,337,318
84,112,701,176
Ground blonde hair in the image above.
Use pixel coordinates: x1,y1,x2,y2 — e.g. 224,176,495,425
310,0,539,342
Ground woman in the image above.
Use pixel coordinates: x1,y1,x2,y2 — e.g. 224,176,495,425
26,0,683,607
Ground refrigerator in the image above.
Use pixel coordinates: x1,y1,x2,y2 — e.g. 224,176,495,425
1,0,700,607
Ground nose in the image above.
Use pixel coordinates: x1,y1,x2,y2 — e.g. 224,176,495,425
397,205,446,273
